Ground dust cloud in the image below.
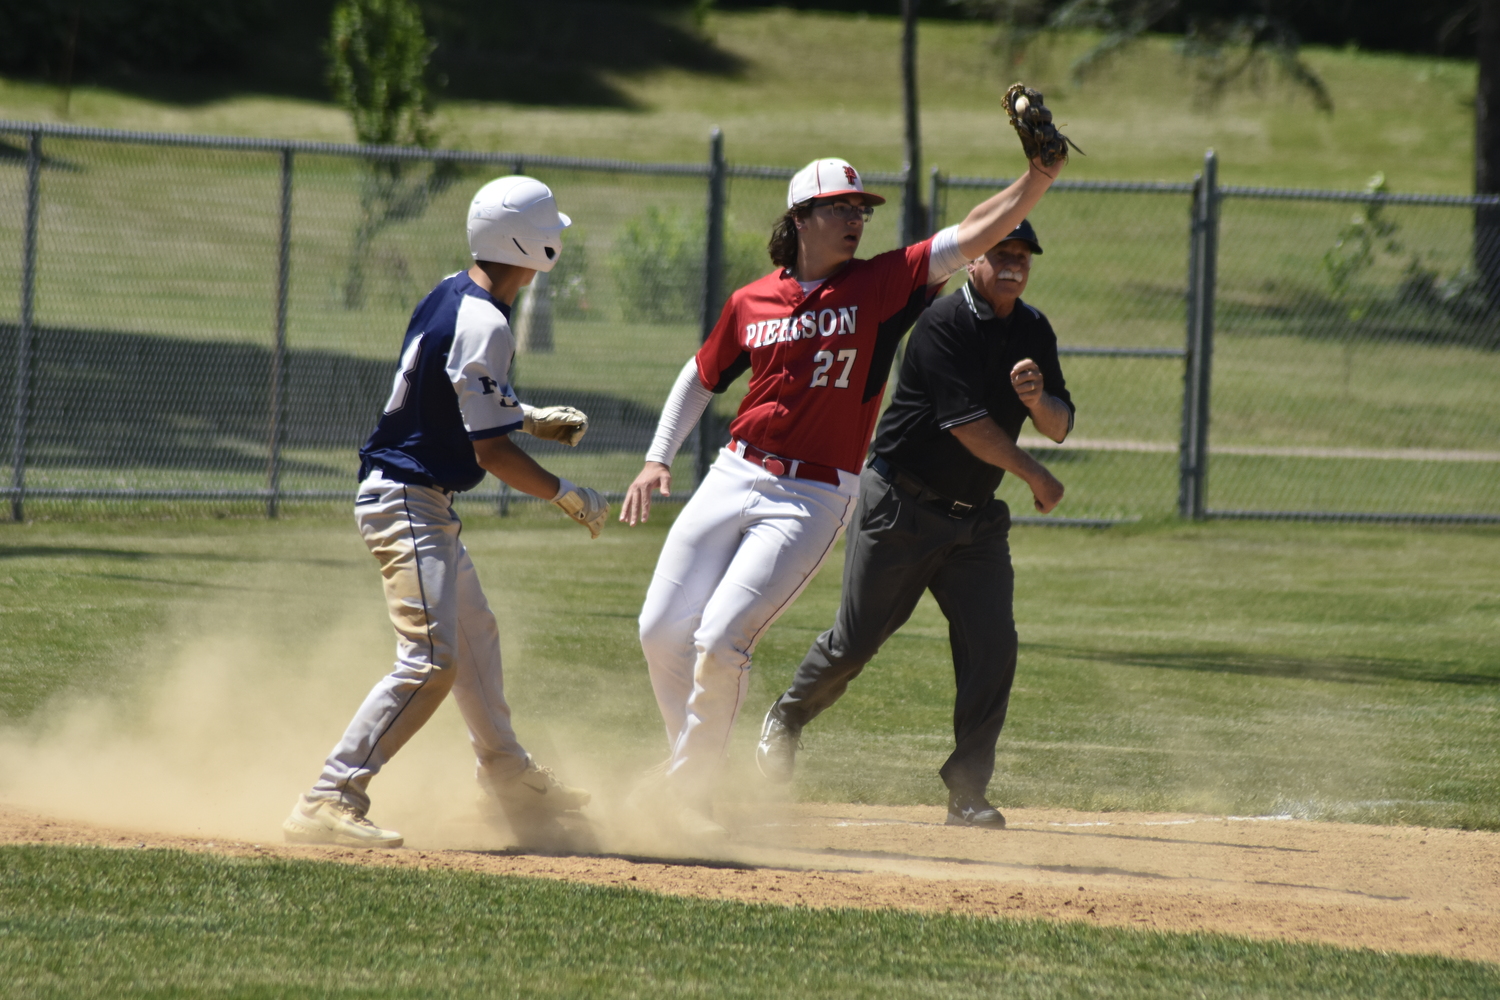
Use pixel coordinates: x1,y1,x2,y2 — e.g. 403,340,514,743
0,573,781,857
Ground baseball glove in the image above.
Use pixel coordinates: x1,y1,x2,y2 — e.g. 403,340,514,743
522,403,589,447
552,479,609,539
1004,83,1083,168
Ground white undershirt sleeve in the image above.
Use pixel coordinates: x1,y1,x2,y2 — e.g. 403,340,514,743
644,358,715,466
926,224,967,285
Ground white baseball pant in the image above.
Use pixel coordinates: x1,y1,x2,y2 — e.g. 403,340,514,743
309,469,529,813
639,447,858,799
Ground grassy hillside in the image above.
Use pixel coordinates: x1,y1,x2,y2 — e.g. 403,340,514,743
0,10,1480,192
1,9,1492,520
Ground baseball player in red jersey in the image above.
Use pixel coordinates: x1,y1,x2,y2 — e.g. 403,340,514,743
620,151,1064,838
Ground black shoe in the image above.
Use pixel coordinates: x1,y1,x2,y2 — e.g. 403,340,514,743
754,704,802,783
945,789,1006,829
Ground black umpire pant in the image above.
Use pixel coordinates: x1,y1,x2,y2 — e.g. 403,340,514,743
771,463,1017,796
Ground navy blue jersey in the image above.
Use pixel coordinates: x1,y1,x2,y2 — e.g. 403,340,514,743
359,271,523,492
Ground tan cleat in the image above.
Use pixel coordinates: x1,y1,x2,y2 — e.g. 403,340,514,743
282,794,404,848
622,764,728,843
478,757,593,848
482,756,590,819
673,802,730,842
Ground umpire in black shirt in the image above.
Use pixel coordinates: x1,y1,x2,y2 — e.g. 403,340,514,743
755,219,1072,828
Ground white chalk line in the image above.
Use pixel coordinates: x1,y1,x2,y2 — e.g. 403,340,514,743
751,814,1297,831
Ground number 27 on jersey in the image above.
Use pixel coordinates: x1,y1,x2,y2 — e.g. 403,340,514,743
810,349,857,388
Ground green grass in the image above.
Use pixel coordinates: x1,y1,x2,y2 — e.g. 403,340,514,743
3,22,1497,994
2,512,1496,830
4,844,1498,999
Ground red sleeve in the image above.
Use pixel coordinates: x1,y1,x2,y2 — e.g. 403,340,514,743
694,293,751,393
879,238,933,318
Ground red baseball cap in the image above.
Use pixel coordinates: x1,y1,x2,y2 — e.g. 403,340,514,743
787,158,887,208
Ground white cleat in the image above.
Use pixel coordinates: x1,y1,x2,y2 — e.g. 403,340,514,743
623,765,728,842
282,794,404,848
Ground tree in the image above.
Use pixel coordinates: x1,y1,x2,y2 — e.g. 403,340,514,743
327,0,457,308
329,0,435,148
976,0,1332,111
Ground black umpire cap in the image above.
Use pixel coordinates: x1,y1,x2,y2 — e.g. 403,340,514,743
990,218,1043,254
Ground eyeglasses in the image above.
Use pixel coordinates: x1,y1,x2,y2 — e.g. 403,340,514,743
814,200,875,222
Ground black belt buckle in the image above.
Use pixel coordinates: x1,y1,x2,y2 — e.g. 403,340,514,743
946,499,973,518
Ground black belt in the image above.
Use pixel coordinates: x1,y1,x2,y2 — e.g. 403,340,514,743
869,456,982,518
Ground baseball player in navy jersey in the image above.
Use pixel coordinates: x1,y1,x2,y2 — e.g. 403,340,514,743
620,151,1065,838
283,176,608,849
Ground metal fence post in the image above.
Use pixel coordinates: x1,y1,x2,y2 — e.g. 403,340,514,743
899,0,924,247
927,166,942,235
10,129,40,522
1178,149,1218,520
696,127,727,486
266,146,293,518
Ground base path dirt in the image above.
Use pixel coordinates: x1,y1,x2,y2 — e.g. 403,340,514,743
3,802,1496,964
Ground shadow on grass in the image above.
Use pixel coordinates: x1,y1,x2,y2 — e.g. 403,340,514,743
0,324,662,481
0,547,154,560
1029,643,1500,687
9,2,745,111
477,848,754,871
0,547,354,571
0,140,81,172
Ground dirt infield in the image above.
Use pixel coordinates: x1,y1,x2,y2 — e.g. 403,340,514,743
4,801,1496,964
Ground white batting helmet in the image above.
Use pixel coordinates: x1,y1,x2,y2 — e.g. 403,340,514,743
466,176,571,272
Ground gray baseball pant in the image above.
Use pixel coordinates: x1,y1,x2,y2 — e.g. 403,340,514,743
309,470,530,814
770,465,1017,796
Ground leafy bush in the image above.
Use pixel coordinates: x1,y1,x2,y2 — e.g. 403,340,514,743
612,207,706,323
612,207,769,324
550,231,592,320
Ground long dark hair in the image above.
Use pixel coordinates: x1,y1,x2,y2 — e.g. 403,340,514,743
767,204,810,270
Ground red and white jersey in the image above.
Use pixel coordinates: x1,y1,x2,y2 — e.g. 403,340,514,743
695,239,935,474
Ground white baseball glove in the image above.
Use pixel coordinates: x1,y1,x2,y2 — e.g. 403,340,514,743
522,403,589,447
552,479,608,539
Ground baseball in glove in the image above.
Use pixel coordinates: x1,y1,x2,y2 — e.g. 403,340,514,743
1004,83,1084,169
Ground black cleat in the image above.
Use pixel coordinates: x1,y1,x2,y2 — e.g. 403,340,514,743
754,705,802,783
945,789,1006,829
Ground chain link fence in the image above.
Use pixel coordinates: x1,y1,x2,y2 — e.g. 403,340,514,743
939,158,1500,524
936,175,1192,523
1204,170,1500,522
2,123,1497,523
0,125,723,519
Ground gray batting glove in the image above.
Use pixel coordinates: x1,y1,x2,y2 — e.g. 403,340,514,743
522,403,589,447
552,478,608,539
